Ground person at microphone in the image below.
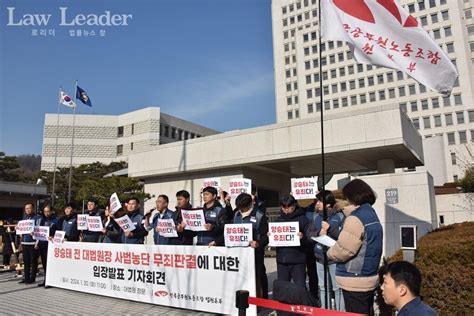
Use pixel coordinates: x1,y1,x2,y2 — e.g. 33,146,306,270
144,195,179,245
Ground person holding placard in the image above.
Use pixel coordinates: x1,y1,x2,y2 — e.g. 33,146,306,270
326,179,383,315
57,203,80,242
233,193,269,298
100,206,121,243
35,205,57,288
174,190,196,245
274,195,311,289
82,199,104,243
144,195,178,245
18,202,41,284
196,187,226,246
120,197,148,244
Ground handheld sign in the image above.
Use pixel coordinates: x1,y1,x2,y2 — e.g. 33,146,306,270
53,231,66,244
268,222,300,247
181,209,207,232
15,220,35,235
203,178,221,189
291,177,318,200
115,215,136,233
87,216,104,232
109,192,122,214
157,218,178,238
224,224,253,247
33,226,50,241
228,178,252,199
77,214,89,230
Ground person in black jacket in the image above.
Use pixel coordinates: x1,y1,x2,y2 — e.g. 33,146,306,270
120,197,148,244
0,219,16,269
35,205,57,287
275,195,311,289
196,187,226,246
174,190,196,245
82,199,103,243
57,203,80,242
233,193,269,298
100,206,121,243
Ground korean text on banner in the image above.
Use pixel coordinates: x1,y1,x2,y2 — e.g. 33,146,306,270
228,178,252,199
87,216,104,232
45,242,256,315
291,177,318,200
16,220,35,235
268,222,300,247
33,226,50,241
224,224,253,247
115,215,136,233
203,178,221,189
77,214,89,231
157,218,178,237
109,193,122,214
181,209,207,232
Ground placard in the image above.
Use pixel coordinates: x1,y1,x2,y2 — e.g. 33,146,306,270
53,231,66,244
291,177,318,200
87,216,104,232
157,218,178,238
115,215,136,233
15,219,35,235
77,214,89,230
46,243,256,315
268,222,300,247
228,178,252,199
224,224,253,247
109,192,122,214
203,178,221,189
33,226,50,241
181,209,207,232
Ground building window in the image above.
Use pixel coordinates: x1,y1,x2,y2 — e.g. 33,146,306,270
451,152,457,165
421,99,429,110
413,118,420,129
434,115,442,127
466,10,473,19
360,94,367,104
453,175,459,182
117,126,124,137
288,111,293,120
358,78,365,88
131,124,135,135
418,0,425,11
379,90,386,100
409,85,416,95
419,84,427,93
420,16,427,26
342,97,348,107
456,111,465,124
351,95,358,105
287,97,292,106
441,10,449,20
164,125,170,137
432,97,439,108
184,131,189,140
387,72,394,82
469,110,474,123
368,76,374,86
447,132,455,145
433,29,441,39
357,64,364,72
341,82,347,92
389,88,395,99
459,131,467,144
439,215,445,226
308,104,314,113
423,117,431,129
324,101,330,110
454,94,462,105
333,99,339,108
446,43,454,53
444,26,452,37
348,65,354,74
307,89,313,98
400,102,407,113
445,113,453,126
471,130,474,142
399,86,406,97
117,145,123,156
443,96,451,107
369,92,376,102
397,71,404,80
130,142,134,151
411,101,418,112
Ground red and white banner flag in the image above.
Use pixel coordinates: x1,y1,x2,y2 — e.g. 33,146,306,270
321,0,458,95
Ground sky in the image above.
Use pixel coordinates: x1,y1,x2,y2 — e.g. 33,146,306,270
0,0,276,155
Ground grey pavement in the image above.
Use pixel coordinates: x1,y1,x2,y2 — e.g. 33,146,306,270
1,258,278,316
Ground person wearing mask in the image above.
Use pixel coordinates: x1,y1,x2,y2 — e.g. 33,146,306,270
327,179,383,315
18,202,41,284
195,186,225,246
120,198,148,244
58,203,80,242
35,205,57,288
381,261,437,316
233,193,269,298
275,195,311,289
144,195,179,245
81,199,103,243
100,206,121,243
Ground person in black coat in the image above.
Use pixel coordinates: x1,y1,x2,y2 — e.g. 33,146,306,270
274,195,311,289
57,203,80,242
35,205,57,287
0,219,16,268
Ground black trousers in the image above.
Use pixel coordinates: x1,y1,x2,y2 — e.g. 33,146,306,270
342,289,375,315
277,263,306,289
22,244,39,282
3,253,11,266
255,252,268,299
39,243,49,274
306,252,318,299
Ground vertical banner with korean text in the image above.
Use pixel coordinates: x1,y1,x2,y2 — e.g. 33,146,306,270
46,243,256,315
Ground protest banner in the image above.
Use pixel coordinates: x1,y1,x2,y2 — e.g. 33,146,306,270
203,178,221,189
109,192,122,214
181,209,207,232
15,219,35,235
157,218,178,238
268,222,300,247
291,177,318,200
53,231,66,244
224,224,253,247
77,214,89,230
228,178,252,199
33,226,50,241
115,215,136,233
87,216,104,232
46,242,256,315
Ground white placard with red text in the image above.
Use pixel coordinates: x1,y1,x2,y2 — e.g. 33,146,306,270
224,224,253,247
77,214,89,230
203,178,221,190
181,209,207,232
109,193,122,214
268,222,300,247
46,242,256,315
115,215,136,233
33,226,50,241
53,231,66,245
15,220,35,235
228,178,252,199
157,218,178,238
291,177,318,200
87,216,104,232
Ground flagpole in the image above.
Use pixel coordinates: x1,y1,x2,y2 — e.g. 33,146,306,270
67,80,78,203
51,87,62,206
318,0,330,309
